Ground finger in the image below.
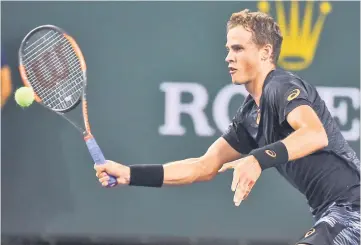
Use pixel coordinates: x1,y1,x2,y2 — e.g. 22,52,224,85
243,189,252,200
94,164,105,172
234,176,248,205
99,176,110,183
218,162,235,173
239,178,250,203
101,180,109,187
231,168,240,191
234,176,249,204
99,172,108,179
243,181,255,200
95,171,106,179
234,186,245,206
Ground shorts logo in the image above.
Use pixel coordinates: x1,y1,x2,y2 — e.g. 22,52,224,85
287,89,300,101
265,150,276,157
304,228,315,238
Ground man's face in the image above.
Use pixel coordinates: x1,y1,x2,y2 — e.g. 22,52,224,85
225,26,263,85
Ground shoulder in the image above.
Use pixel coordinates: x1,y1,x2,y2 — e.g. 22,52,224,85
266,69,305,90
263,69,314,101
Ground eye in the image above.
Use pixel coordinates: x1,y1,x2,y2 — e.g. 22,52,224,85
233,46,243,52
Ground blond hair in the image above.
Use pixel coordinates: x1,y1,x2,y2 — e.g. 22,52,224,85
227,9,283,64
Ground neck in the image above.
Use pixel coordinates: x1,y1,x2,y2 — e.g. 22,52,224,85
245,64,275,106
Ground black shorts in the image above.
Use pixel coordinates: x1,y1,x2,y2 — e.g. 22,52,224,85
296,202,360,245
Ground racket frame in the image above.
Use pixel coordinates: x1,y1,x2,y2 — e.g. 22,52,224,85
18,25,117,187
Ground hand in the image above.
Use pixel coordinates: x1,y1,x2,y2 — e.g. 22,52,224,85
94,160,130,187
218,155,262,206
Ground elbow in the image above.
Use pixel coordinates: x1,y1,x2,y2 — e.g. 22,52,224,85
195,157,218,182
202,171,217,181
322,133,329,148
197,167,218,182
314,126,328,149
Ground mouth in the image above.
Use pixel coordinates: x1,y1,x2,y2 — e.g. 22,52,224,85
229,67,237,74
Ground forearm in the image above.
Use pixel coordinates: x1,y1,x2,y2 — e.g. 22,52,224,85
127,138,240,187
281,126,328,161
128,157,218,187
163,157,215,185
249,126,328,170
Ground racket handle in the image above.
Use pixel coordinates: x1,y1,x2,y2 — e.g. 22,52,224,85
85,136,117,187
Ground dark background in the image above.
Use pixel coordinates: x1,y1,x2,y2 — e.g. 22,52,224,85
1,1,360,244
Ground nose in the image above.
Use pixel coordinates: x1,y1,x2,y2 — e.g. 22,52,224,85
225,51,234,63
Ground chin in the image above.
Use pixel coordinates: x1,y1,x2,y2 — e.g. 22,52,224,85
230,74,247,85
232,79,249,85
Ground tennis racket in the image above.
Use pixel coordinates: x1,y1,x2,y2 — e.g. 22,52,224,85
18,25,117,187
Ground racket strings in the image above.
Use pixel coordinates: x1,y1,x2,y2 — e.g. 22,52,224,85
29,44,83,101
22,30,84,111
23,31,60,62
24,37,83,105
25,38,73,87
24,41,83,103
24,36,74,91
23,30,56,52
26,42,81,98
45,74,83,107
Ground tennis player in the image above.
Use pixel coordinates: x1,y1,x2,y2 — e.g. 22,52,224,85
95,9,360,245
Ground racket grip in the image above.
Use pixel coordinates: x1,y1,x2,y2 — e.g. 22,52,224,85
85,136,117,187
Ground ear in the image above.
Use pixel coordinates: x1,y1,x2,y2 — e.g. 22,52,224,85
261,44,273,61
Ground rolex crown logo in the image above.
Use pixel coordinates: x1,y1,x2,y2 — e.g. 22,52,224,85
257,1,332,71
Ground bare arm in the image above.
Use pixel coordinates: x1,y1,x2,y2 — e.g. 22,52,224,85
281,104,328,161
94,137,242,187
163,137,241,185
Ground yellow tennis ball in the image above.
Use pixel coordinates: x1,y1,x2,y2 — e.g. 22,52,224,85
14,86,35,108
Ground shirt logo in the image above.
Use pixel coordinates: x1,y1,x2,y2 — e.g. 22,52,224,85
256,109,261,124
304,228,316,238
265,150,276,157
287,89,300,101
